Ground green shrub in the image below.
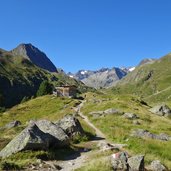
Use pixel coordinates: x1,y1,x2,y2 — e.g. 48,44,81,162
72,134,89,144
36,81,53,97
0,161,22,170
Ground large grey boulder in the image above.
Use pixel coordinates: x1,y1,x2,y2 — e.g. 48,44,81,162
150,160,166,171
0,116,85,158
0,123,52,158
123,113,139,120
35,120,69,147
149,104,171,117
127,155,144,171
131,129,171,141
56,115,84,138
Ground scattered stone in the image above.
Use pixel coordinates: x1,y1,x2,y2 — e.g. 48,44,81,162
0,123,52,158
132,120,141,125
89,108,123,116
89,108,123,118
89,111,104,115
110,143,128,149
157,133,171,141
131,129,171,141
127,155,144,171
150,160,167,171
4,120,21,129
98,142,117,152
36,120,69,147
104,108,123,115
91,113,103,118
55,115,84,138
123,113,139,120
111,152,128,170
111,159,128,171
149,104,171,117
28,161,62,171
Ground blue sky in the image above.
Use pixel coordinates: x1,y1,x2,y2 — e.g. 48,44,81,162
1,0,171,72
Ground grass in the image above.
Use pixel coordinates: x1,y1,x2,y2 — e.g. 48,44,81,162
1,91,171,169
110,53,171,106
0,95,97,169
76,156,113,171
0,95,76,128
81,92,171,169
0,145,83,170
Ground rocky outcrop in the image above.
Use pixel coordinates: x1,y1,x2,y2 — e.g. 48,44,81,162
0,123,53,158
149,104,171,117
150,160,167,171
123,113,139,120
0,115,85,158
128,155,144,171
55,115,84,138
35,120,69,147
131,129,171,141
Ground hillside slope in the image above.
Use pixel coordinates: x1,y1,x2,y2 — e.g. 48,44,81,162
0,48,89,107
111,53,171,104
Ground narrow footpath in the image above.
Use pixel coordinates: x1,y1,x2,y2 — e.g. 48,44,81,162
56,100,107,171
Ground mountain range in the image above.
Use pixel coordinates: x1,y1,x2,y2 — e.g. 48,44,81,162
68,58,157,89
0,42,168,107
68,67,133,89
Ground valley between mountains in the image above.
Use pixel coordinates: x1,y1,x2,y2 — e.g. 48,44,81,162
0,44,171,170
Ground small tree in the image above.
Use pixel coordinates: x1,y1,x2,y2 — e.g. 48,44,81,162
36,81,53,97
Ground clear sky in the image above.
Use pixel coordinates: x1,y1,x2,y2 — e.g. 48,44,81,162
1,0,171,73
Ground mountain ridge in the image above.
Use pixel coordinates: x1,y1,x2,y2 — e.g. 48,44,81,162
11,43,57,72
68,67,133,89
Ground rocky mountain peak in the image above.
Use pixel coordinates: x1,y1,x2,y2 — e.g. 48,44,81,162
69,67,129,89
11,43,57,72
